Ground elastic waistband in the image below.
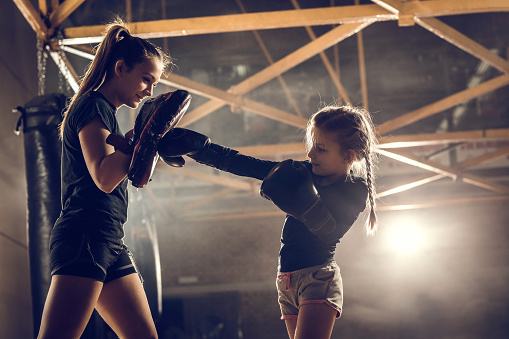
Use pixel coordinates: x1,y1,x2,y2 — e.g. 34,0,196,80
277,261,338,291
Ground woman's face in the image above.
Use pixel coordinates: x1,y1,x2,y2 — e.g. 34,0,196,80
117,57,163,108
307,127,352,183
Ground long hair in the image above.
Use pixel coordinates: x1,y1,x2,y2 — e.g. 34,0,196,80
306,105,379,235
59,18,171,138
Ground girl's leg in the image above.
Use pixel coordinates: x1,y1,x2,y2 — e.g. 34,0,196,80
96,272,158,339
293,303,337,339
38,275,103,339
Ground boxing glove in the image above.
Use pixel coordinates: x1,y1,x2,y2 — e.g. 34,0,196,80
260,159,336,236
157,128,238,171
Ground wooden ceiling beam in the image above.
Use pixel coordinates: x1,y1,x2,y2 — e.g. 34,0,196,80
379,128,509,148
184,194,509,221
402,0,509,17
61,5,394,44
378,148,509,194
376,74,509,135
371,0,416,26
159,128,507,158
236,0,304,116
49,0,86,28
417,17,509,74
291,0,351,104
230,21,372,95
13,0,48,40
60,1,509,45
378,144,509,197
377,195,509,211
159,73,308,128
178,21,370,127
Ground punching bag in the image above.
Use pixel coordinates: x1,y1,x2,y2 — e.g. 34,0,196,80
14,93,67,337
16,94,116,338
124,188,163,323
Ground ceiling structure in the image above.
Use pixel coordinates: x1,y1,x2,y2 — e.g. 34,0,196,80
13,0,509,222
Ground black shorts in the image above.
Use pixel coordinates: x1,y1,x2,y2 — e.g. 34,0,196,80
49,231,138,284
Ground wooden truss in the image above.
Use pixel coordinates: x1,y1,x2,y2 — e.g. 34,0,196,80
14,0,509,220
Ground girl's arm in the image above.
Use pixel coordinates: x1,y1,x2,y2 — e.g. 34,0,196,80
157,127,278,180
79,116,132,193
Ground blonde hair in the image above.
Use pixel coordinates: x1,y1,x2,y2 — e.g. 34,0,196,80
306,105,379,235
59,18,171,138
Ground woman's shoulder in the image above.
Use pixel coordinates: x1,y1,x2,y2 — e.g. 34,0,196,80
73,91,113,111
68,91,116,132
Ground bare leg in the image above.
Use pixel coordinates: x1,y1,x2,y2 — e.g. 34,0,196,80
37,275,103,339
285,318,298,339
294,303,337,339
96,273,158,339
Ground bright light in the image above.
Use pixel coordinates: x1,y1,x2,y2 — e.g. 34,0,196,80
387,221,424,255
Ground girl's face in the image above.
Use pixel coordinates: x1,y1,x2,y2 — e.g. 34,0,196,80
117,57,163,108
307,127,353,184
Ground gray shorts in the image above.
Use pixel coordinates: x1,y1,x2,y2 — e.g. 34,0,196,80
276,261,343,320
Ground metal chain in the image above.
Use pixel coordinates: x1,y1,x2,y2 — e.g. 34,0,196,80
56,30,71,94
36,36,47,96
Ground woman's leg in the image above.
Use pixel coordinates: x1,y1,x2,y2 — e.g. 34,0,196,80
38,275,103,339
96,272,158,339
285,318,298,339
292,303,337,339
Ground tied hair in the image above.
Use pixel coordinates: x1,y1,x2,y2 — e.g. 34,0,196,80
307,104,379,235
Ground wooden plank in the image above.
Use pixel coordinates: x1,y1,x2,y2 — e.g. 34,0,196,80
61,5,394,44
49,0,86,28
177,21,370,127
456,146,509,169
231,21,372,95
376,74,509,135
291,0,351,104
13,0,47,40
183,195,509,220
379,128,509,148
38,0,48,15
377,195,509,211
402,0,509,17
417,17,509,74
378,144,509,198
237,0,303,116
378,149,509,194
159,73,308,128
60,1,509,44
377,173,444,198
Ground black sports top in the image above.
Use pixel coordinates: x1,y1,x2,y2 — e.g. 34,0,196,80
52,91,128,241
227,153,368,272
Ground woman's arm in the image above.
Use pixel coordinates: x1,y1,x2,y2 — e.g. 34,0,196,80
79,116,132,193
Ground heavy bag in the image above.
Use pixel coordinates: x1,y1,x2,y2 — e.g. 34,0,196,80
16,94,120,338
14,93,67,337
123,188,163,323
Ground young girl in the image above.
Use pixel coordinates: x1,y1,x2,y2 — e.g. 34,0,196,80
156,104,378,339
38,20,171,339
